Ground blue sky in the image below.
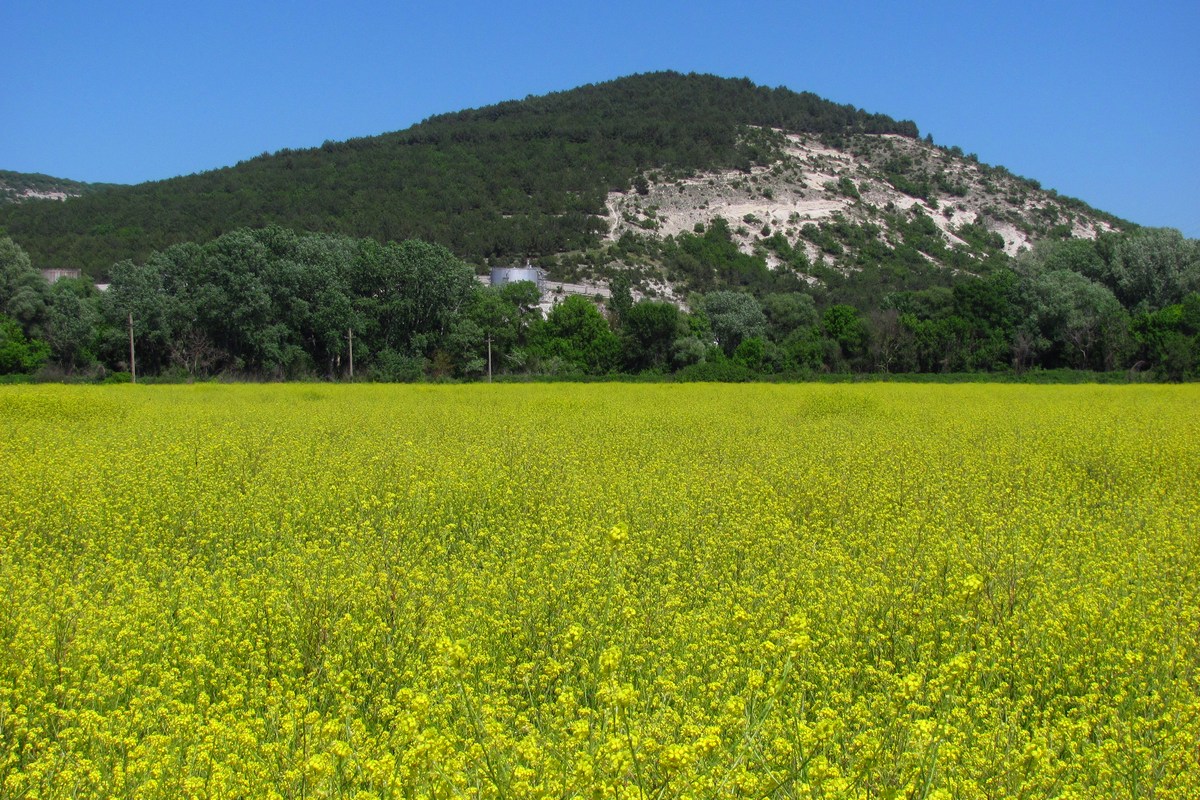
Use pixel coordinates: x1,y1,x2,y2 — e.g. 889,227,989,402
3,1,1197,236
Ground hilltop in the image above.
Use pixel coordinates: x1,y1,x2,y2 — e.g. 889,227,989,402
0,170,119,204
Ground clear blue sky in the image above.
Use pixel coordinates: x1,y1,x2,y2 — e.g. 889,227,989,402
3,0,1196,236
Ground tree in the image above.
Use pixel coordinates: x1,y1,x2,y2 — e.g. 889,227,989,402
287,234,360,377
0,313,48,374
447,281,543,377
606,272,633,327
621,300,680,372
103,258,176,374
821,304,867,369
1109,228,1200,311
1028,270,1128,370
349,237,477,360
1023,238,1106,284
866,309,909,373
701,291,766,355
44,278,102,374
733,336,766,371
950,270,1021,370
0,237,48,335
899,314,973,373
1130,293,1200,380
533,295,620,374
761,292,819,342
0,74,921,277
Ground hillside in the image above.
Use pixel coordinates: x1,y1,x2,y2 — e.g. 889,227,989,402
0,72,921,278
0,170,119,204
608,133,1124,261
593,129,1131,305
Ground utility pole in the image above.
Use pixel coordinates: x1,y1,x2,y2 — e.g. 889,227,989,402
128,312,136,384
486,333,493,383
347,327,354,379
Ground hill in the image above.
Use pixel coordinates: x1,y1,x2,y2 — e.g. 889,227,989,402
593,129,1131,308
8,72,1193,385
0,170,120,204
0,72,923,278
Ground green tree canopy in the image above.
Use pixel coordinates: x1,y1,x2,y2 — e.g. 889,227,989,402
1027,270,1128,370
702,291,766,355
0,237,48,335
0,313,48,375
533,295,620,374
621,300,681,372
1109,228,1200,312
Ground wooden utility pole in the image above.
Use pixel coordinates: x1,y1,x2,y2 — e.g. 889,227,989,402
486,333,493,383
347,327,354,379
128,312,136,384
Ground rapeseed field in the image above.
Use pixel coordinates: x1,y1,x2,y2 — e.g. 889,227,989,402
1,384,1197,798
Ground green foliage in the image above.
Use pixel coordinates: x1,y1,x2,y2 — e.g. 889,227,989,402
759,233,811,273
955,221,1006,253
1021,228,1200,314
762,292,819,341
800,223,842,256
44,278,103,373
881,154,936,201
6,206,1199,382
0,313,49,374
0,170,120,203
0,237,48,334
822,304,867,368
96,227,476,379
674,355,755,382
834,176,860,200
621,300,681,373
369,349,427,382
701,291,766,355
1026,270,1129,370
445,281,545,378
0,72,919,277
607,272,634,326
532,295,620,375
1108,228,1200,312
733,336,766,370
803,214,977,307
662,217,775,293
1130,294,1200,380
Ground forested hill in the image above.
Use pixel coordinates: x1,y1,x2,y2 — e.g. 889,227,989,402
0,170,119,204
0,72,919,278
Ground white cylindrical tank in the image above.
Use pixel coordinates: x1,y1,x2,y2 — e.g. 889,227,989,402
490,265,542,288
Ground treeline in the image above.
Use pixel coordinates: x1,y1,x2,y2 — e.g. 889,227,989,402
0,169,122,202
0,72,918,278
2,225,1197,382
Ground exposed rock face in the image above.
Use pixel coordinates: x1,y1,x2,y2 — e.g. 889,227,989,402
0,172,97,205
9,189,74,202
605,131,1121,278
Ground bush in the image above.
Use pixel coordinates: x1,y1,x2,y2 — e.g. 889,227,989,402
370,350,426,382
0,314,49,375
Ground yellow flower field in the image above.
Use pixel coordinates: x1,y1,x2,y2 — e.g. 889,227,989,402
1,384,1198,799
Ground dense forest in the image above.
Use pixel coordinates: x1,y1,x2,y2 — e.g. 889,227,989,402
2,225,1197,382
0,72,918,278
